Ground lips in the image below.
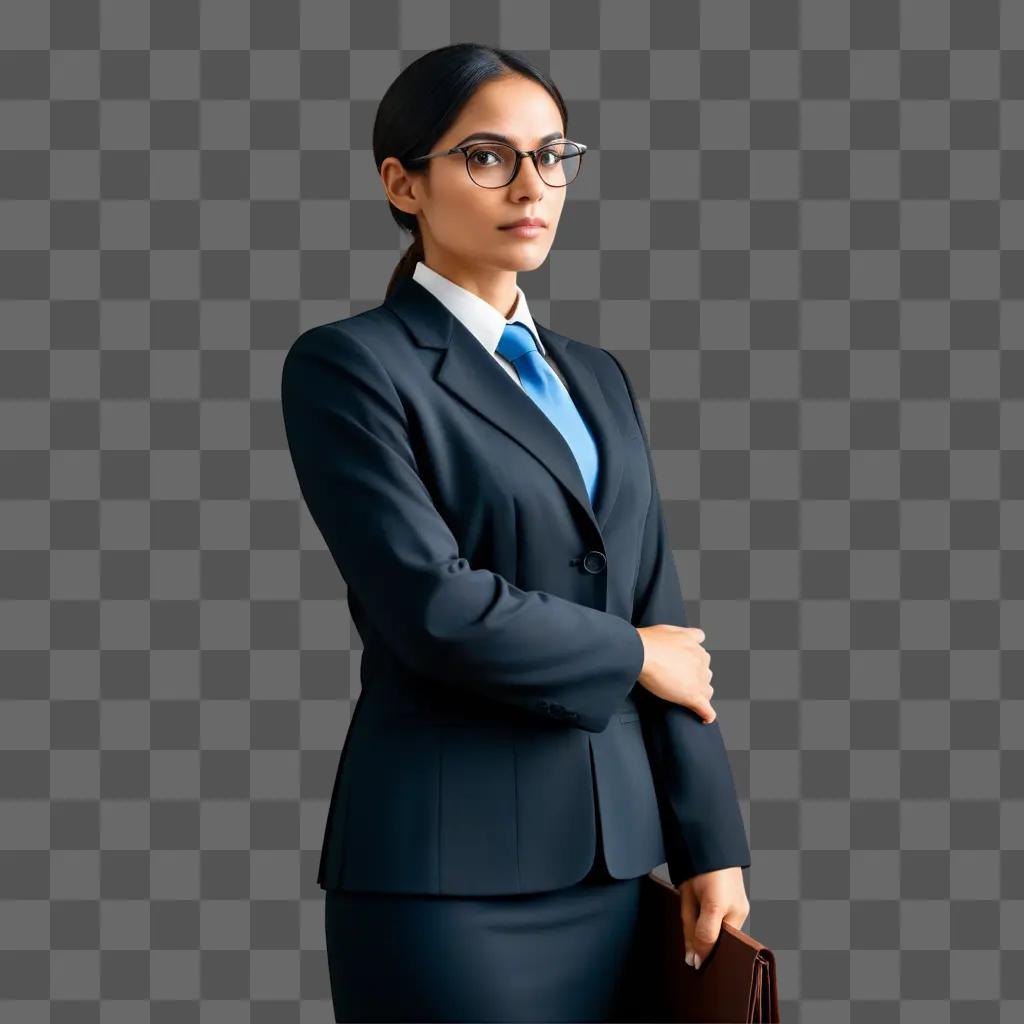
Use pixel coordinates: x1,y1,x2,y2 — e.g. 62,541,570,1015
500,219,546,229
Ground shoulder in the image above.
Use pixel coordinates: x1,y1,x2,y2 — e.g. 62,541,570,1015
284,302,423,384
285,305,391,362
281,311,404,413
543,325,625,382
557,330,641,408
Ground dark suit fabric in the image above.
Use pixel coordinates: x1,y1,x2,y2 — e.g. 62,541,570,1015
323,772,655,1022
284,274,749,1024
281,273,751,1017
280,274,753,1024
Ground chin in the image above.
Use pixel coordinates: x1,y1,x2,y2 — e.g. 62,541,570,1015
500,248,551,272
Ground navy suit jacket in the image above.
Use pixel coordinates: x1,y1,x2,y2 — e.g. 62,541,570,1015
280,273,751,896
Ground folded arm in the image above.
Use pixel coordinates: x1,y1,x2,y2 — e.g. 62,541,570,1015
280,325,645,733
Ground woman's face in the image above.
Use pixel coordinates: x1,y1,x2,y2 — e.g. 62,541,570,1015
382,74,570,288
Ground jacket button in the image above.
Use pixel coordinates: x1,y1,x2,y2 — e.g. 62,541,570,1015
582,550,607,574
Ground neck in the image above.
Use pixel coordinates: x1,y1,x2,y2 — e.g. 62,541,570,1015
420,253,519,318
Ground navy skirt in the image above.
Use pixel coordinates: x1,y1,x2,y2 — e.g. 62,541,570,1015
324,822,649,1023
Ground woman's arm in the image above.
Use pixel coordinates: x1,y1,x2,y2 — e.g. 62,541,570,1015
604,348,752,884
280,324,645,734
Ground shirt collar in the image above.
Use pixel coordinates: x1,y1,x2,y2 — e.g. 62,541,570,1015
412,260,545,355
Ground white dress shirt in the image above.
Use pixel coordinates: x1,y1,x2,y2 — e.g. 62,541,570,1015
412,260,570,392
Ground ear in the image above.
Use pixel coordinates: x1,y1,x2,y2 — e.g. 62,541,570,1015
380,156,423,216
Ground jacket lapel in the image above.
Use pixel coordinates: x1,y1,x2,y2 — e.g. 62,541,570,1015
382,274,632,536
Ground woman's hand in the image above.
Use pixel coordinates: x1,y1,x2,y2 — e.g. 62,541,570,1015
635,625,716,723
679,866,750,969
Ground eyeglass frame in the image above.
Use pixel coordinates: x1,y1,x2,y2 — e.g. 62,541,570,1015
404,139,588,188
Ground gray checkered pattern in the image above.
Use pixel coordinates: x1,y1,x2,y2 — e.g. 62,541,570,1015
2,0,1022,1020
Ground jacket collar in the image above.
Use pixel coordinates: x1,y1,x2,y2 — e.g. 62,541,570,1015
382,272,633,537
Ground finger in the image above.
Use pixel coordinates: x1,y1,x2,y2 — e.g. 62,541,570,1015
689,627,705,642
723,902,750,930
692,704,713,723
692,902,727,965
680,884,698,968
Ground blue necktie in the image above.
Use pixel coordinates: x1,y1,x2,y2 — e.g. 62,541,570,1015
496,321,600,506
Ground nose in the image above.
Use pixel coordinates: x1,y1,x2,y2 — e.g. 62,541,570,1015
508,152,547,190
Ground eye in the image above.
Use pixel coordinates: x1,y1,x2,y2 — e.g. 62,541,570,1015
538,149,561,166
469,148,502,166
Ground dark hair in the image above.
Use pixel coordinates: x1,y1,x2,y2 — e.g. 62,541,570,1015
372,43,569,299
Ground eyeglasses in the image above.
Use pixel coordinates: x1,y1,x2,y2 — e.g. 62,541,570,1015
405,139,588,189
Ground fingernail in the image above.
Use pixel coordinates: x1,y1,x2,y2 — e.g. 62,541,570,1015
693,954,702,969
685,951,694,967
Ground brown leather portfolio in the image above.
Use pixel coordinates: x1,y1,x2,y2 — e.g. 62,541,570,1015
622,871,780,1023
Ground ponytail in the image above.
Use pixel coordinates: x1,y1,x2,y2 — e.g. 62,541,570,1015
385,230,424,300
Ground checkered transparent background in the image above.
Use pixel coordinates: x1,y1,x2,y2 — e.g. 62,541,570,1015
2,0,1024,1020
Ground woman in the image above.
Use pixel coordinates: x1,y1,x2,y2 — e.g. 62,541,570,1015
280,42,751,1023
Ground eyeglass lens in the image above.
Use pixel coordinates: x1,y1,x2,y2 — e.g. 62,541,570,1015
465,142,583,188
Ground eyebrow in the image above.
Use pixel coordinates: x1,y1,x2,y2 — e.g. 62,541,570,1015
453,130,566,148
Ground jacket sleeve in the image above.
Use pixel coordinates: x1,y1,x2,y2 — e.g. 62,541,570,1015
605,349,752,885
280,324,646,733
